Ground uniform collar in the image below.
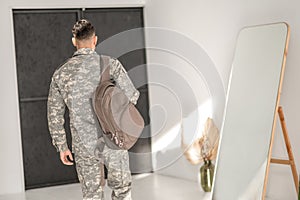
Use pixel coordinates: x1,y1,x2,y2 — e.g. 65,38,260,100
73,48,96,57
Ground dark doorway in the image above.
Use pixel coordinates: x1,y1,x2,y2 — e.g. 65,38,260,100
13,8,151,189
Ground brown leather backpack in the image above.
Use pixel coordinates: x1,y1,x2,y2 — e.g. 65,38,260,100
92,55,144,150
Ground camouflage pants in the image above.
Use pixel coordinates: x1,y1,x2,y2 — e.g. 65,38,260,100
75,145,132,200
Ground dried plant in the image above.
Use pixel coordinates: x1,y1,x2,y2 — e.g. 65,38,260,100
181,118,219,164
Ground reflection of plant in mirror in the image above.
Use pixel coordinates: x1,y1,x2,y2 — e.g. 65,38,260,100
181,118,219,164
201,135,210,160
181,118,219,192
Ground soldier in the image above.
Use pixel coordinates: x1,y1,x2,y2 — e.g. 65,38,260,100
47,19,139,200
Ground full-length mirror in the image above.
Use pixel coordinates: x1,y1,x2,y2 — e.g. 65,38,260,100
212,23,290,199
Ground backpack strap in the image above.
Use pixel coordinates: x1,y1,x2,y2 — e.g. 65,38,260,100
99,55,111,186
100,55,111,83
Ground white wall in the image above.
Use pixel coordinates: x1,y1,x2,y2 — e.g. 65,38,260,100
0,0,145,195
144,0,300,199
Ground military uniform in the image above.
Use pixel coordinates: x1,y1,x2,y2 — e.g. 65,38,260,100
47,48,139,200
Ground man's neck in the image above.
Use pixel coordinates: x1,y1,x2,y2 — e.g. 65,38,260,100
77,46,95,50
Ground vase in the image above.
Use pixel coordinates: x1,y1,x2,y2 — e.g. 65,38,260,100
200,159,215,192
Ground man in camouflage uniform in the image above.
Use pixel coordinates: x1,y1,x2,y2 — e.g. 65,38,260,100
47,19,139,200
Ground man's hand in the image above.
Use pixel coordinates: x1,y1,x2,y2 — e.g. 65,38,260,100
60,149,74,165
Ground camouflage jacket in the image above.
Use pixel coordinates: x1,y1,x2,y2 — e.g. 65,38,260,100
47,48,140,154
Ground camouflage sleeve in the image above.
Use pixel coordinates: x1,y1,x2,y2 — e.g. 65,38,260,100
110,58,140,105
47,77,68,152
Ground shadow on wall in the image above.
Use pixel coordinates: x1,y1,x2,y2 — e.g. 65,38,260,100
152,106,215,182
155,147,200,182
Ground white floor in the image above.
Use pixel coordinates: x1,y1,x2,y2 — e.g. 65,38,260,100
0,173,210,200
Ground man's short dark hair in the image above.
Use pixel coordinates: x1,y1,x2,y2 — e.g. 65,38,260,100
72,19,95,40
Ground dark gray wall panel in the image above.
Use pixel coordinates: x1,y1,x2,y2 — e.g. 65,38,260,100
84,8,152,173
13,11,77,99
19,101,77,189
14,10,79,189
83,8,144,43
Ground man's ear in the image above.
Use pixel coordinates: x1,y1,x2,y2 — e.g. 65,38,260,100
94,36,98,46
72,37,76,47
